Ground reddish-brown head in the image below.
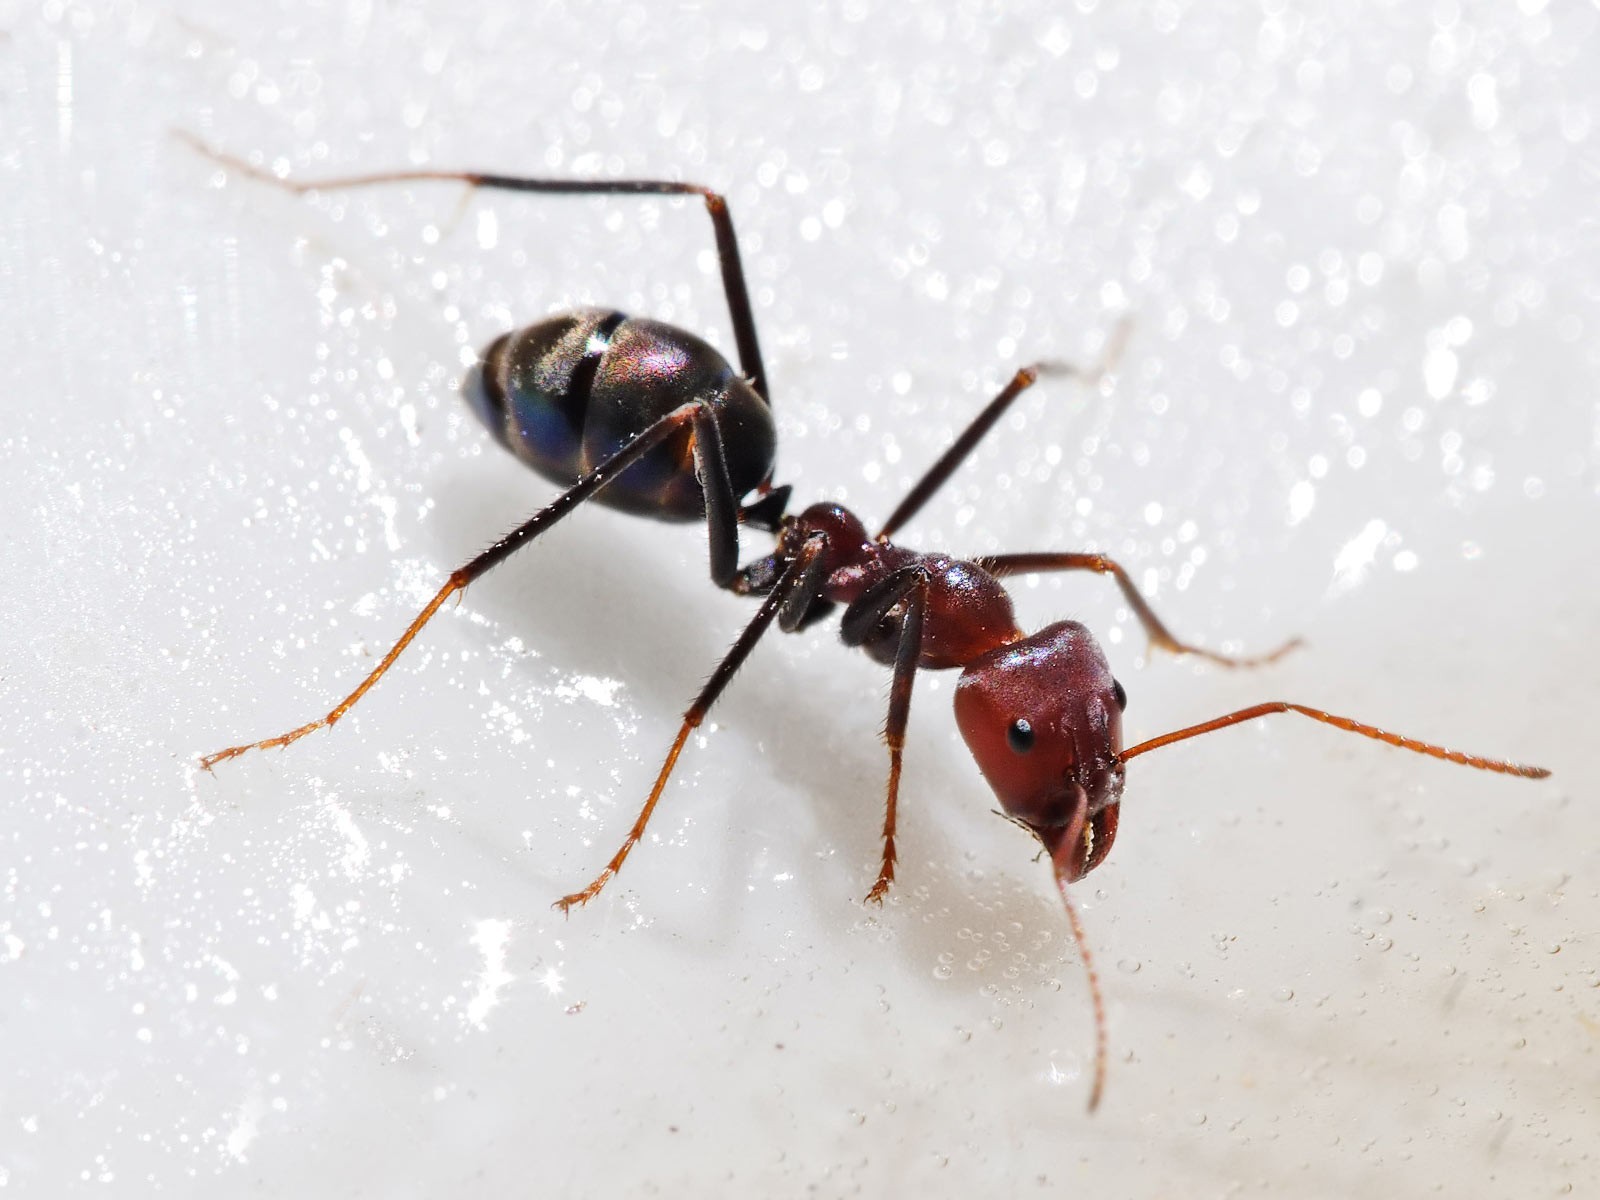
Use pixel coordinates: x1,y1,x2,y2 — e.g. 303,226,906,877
954,620,1126,883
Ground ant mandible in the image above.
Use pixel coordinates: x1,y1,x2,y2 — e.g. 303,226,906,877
184,135,1550,1112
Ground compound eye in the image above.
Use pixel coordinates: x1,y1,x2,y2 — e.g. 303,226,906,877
1007,718,1036,754
1111,678,1127,712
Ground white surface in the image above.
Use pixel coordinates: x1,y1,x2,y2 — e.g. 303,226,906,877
3,1,1597,1195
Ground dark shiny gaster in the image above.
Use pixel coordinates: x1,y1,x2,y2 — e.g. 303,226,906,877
463,309,774,521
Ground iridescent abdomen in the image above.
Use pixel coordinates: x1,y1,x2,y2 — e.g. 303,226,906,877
462,308,776,521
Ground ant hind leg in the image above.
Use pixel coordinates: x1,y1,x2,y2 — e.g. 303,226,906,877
201,401,736,769
177,133,770,403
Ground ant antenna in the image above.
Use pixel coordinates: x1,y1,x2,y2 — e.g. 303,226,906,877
1054,867,1108,1113
1041,800,1108,1111
1120,702,1550,777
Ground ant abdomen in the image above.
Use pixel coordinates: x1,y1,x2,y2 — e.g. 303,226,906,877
463,308,776,521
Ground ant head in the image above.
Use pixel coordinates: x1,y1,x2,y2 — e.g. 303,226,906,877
954,621,1127,883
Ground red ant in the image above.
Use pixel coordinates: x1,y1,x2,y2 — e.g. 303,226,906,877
184,135,1550,1111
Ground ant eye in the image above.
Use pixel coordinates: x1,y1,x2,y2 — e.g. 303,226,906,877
1007,718,1035,753
1112,679,1127,712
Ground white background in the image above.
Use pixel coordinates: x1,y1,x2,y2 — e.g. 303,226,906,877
3,0,1597,1195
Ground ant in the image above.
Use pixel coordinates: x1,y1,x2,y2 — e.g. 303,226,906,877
184,134,1550,1111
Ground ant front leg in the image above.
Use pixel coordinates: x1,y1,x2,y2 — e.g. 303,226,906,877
201,401,738,769
838,564,932,904
979,552,1301,669
177,134,770,403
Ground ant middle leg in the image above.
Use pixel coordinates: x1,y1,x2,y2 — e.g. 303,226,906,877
876,319,1132,541
177,133,770,403
554,533,831,912
201,401,742,770
979,552,1302,668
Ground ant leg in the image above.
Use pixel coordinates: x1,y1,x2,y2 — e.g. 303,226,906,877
555,534,830,912
1120,702,1550,778
876,319,1131,541
980,552,1301,669
839,565,932,904
177,133,770,404
691,405,741,589
202,401,729,770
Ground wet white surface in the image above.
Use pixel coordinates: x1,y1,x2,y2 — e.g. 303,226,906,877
3,1,1597,1195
